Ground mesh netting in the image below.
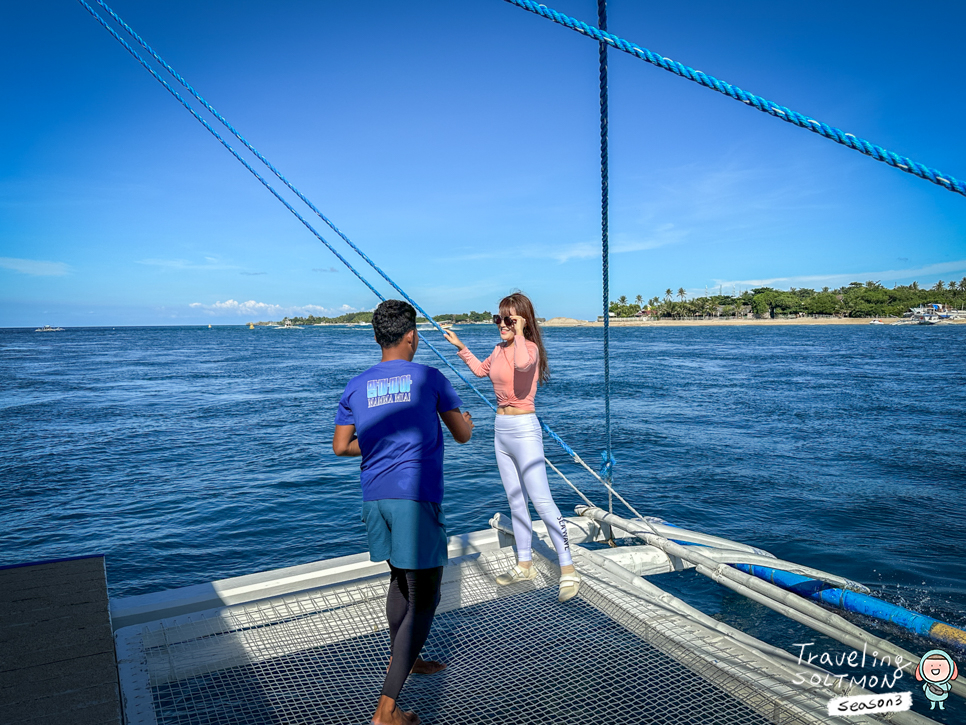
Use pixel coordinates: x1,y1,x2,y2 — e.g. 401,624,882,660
117,547,869,725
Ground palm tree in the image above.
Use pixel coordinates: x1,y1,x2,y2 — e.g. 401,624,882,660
677,287,687,303
635,294,643,308
665,288,673,302
618,295,628,306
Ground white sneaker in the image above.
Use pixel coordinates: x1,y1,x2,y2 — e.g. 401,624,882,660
558,571,581,602
496,564,538,586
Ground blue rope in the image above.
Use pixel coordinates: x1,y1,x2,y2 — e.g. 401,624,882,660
598,0,614,511
503,0,966,199
78,0,595,471
81,1,505,419
76,0,496,417
91,1,450,342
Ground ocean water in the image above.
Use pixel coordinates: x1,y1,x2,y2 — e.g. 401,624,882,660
2,323,965,719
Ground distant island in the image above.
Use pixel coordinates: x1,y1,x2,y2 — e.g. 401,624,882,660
255,310,494,326
246,279,966,328
606,279,966,320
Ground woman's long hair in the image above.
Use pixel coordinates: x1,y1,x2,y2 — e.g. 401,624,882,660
499,292,550,385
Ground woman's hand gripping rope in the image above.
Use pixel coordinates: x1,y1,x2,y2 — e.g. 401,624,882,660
442,330,465,351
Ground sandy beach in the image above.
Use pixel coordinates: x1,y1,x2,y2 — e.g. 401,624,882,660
541,316,965,327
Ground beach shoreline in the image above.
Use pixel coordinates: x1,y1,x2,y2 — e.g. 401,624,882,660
541,316,966,327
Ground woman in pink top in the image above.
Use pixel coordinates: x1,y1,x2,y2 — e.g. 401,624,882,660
444,292,580,602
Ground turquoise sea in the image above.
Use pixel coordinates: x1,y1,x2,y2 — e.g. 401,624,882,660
2,323,965,721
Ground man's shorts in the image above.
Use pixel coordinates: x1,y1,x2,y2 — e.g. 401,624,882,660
362,499,448,570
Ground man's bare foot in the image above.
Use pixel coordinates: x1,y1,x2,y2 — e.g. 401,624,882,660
386,656,447,675
410,658,446,675
372,695,419,725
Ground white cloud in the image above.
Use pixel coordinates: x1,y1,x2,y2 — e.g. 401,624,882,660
715,259,966,290
138,258,239,271
550,231,686,263
450,228,685,265
0,257,70,276
188,299,359,317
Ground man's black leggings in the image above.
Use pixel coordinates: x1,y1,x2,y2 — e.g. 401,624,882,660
382,564,444,701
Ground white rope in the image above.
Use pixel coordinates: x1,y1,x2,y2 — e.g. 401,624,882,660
540,445,661,537
568,453,660,535
544,457,596,508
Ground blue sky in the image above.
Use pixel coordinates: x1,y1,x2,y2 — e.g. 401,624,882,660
2,0,965,326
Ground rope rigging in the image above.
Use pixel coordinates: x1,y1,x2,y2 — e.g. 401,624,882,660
503,0,966,199
597,0,615,515
77,0,658,531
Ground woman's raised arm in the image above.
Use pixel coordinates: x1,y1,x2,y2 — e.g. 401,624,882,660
445,330,492,377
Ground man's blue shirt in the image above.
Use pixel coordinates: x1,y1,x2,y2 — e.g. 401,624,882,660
335,359,463,503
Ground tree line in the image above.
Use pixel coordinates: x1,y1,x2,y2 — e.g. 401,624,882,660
608,279,966,319
280,310,493,325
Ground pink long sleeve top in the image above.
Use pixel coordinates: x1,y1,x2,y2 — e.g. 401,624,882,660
457,338,539,412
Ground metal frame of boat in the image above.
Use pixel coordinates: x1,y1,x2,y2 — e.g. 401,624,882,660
111,509,961,724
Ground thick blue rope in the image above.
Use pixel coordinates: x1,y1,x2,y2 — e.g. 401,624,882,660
503,0,966,199
598,0,615,510
80,0,599,469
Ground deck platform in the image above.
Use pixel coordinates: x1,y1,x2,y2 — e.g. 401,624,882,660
0,555,122,725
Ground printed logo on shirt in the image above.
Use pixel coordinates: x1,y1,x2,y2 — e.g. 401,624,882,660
366,375,412,408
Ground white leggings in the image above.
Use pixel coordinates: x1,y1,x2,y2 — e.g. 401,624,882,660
494,414,572,567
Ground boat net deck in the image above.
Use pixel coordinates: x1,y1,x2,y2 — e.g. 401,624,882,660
116,546,888,725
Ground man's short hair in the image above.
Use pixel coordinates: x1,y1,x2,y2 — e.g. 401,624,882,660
372,300,417,348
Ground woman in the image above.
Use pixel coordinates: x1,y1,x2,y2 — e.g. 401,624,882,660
444,292,580,602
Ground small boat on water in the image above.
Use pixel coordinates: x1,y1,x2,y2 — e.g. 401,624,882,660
901,304,965,325
34,325,64,332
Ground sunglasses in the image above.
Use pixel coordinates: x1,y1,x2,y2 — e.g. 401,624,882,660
492,315,514,327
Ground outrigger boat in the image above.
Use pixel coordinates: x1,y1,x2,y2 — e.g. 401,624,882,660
74,2,966,722
112,505,966,724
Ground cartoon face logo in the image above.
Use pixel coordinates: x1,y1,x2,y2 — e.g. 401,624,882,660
923,658,952,683
915,650,959,711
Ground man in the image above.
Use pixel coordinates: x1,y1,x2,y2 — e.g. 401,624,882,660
333,299,473,725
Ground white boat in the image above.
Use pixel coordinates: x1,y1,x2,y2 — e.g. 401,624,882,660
34,325,64,332
109,506,963,725
902,304,960,324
